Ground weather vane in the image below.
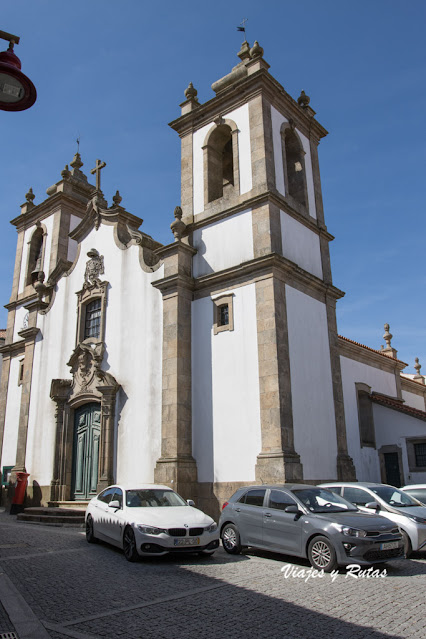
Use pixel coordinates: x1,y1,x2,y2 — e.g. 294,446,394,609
237,18,248,40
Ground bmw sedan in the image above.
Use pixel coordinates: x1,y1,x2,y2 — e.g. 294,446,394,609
85,484,219,561
219,484,404,572
320,482,426,557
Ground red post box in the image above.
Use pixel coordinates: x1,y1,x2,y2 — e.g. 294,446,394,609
10,472,29,514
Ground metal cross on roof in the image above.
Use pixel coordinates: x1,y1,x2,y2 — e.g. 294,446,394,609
91,159,106,192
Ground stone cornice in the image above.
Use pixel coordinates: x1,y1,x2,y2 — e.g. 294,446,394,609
69,199,143,244
401,376,426,396
155,241,197,260
17,326,40,342
188,189,334,243
194,253,344,301
0,339,26,356
10,191,87,230
338,335,407,372
169,69,328,142
151,273,195,296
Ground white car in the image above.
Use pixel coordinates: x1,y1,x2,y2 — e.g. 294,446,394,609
85,484,219,561
320,482,426,557
401,485,426,506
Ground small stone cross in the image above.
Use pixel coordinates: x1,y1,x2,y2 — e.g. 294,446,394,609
91,159,106,192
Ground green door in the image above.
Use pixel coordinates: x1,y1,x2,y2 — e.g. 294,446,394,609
71,403,101,500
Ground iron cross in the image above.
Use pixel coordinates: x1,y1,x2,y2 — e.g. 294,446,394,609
91,159,106,191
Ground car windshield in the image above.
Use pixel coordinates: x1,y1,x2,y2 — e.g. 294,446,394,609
292,488,358,513
368,486,422,508
125,489,187,508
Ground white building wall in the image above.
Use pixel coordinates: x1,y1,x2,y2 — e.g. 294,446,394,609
271,105,317,219
192,209,254,278
373,403,426,484
192,103,252,215
285,285,337,479
67,214,81,262
280,211,323,279
1,356,23,467
340,355,397,482
192,284,261,483
25,223,164,487
401,389,426,412
13,305,28,342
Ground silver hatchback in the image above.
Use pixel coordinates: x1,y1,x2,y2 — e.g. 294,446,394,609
219,484,404,572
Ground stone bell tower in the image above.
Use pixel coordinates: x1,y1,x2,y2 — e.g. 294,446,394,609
0,154,95,479
158,40,355,512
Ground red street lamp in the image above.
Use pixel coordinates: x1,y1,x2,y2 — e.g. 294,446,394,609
0,30,36,112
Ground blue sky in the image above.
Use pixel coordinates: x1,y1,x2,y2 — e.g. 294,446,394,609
1,1,425,373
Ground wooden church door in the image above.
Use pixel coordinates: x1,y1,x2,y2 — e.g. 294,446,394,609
71,403,101,500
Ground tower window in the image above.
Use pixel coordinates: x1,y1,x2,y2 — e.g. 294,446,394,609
213,294,234,335
282,127,308,209
204,122,239,205
84,299,102,339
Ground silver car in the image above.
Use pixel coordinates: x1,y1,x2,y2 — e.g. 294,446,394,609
320,482,426,557
219,484,403,572
400,484,426,506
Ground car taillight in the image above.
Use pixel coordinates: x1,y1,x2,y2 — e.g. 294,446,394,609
222,501,229,510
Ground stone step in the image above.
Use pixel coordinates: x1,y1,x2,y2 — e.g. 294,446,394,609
16,507,86,526
48,501,89,510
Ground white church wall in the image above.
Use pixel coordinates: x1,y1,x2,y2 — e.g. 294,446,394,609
25,223,164,488
401,389,426,411
373,403,426,484
192,209,254,278
280,211,323,279
13,305,28,342
1,356,22,468
67,214,81,263
340,355,397,482
270,105,317,219
192,283,261,483
193,103,252,215
285,285,337,479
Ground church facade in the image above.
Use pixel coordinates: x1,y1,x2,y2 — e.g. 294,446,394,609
1,42,425,517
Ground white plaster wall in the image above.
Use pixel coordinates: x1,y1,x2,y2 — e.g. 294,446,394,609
1,356,22,467
192,103,252,215
285,285,337,479
373,403,426,484
192,284,261,482
340,355,398,482
18,216,54,294
25,223,164,488
271,105,317,219
402,390,426,411
192,209,254,278
13,305,28,342
280,211,323,279
67,214,81,262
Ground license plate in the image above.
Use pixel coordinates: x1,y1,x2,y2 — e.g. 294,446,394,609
380,541,400,550
174,537,200,547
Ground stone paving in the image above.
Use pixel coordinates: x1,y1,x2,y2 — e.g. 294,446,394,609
0,511,425,639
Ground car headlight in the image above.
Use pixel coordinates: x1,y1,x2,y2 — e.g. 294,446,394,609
407,515,426,524
136,525,166,535
341,526,368,538
205,522,218,533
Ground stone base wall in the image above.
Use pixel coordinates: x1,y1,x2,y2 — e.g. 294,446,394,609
1,483,51,510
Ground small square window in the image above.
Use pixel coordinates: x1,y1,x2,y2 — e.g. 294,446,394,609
84,299,102,339
414,443,426,467
213,294,234,335
406,438,426,472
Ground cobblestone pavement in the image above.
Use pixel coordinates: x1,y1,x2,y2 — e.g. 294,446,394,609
0,511,425,639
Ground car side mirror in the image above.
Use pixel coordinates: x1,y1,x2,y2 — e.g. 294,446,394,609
365,501,380,511
108,500,121,509
187,499,195,507
284,504,299,513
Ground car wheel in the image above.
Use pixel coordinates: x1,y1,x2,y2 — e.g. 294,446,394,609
123,526,139,562
85,515,98,544
308,536,338,572
401,530,412,558
221,523,242,554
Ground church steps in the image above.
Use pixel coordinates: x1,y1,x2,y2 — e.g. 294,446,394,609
16,507,86,526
